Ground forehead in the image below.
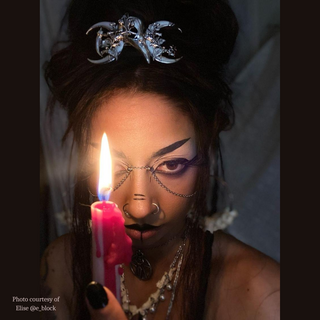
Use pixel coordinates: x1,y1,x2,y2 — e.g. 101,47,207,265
90,92,196,156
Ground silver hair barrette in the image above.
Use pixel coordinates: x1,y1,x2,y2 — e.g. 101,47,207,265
86,13,182,64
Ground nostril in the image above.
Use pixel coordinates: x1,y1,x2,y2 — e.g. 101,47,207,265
123,199,158,220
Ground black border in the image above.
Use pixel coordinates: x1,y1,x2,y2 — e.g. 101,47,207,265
3,1,40,319
280,0,315,318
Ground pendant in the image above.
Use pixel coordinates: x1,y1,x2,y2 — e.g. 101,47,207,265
130,250,153,281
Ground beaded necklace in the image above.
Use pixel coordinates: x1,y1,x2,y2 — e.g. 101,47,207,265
120,239,186,320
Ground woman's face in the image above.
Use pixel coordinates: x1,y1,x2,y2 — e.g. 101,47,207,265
88,92,198,248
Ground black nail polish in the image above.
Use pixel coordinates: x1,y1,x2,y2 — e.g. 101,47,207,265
86,281,109,309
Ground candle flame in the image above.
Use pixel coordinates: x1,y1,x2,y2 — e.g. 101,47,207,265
98,133,112,201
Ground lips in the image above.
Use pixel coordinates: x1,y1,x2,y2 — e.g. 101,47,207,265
125,224,159,232
125,224,161,241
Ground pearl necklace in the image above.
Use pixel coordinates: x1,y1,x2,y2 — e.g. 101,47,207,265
120,241,185,320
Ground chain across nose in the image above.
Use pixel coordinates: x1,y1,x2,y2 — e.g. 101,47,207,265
112,165,197,198
118,166,160,220
112,165,153,192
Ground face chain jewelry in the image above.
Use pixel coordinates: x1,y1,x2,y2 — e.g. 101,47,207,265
112,165,149,191
86,13,182,64
88,153,200,199
151,170,197,198
113,165,197,198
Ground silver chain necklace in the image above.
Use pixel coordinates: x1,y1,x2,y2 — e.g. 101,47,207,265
130,233,180,281
120,239,186,320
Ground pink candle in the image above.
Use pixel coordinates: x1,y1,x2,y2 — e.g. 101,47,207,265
91,133,132,301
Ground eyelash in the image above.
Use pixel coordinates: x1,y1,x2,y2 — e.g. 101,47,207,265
153,158,190,176
114,162,131,176
113,158,190,176
97,155,198,179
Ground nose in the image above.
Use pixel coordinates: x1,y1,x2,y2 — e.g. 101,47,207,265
122,170,159,221
123,199,158,221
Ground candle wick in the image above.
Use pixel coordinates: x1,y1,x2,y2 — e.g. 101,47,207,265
99,187,113,201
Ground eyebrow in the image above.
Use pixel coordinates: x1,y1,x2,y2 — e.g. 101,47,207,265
111,148,126,159
151,138,191,158
90,137,191,159
90,142,127,158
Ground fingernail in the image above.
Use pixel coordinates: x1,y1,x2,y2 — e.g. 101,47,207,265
86,281,109,309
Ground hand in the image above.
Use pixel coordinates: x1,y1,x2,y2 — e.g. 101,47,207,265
86,281,127,320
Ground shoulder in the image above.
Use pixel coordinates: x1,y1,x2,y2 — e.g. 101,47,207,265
41,233,73,272
205,231,280,320
40,233,74,319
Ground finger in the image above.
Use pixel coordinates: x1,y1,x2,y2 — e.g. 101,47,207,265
86,281,127,320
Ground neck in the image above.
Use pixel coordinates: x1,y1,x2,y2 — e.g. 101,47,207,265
120,228,188,319
127,221,189,283
133,222,187,264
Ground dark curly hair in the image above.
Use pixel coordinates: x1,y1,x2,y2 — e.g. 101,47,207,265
44,0,238,319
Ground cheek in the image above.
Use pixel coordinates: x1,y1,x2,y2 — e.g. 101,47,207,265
160,168,198,216
160,196,193,221
108,191,124,206
157,166,198,196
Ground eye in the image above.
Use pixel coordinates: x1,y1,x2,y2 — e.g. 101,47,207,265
113,162,129,176
155,158,189,175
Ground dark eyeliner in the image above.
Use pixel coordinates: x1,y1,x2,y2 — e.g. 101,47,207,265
153,155,199,176
154,158,190,176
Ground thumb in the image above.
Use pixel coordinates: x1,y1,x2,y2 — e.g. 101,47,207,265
86,281,127,320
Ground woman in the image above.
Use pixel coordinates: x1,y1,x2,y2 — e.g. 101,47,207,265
41,0,280,319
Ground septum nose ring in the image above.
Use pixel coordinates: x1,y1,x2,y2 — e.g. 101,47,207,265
122,203,160,218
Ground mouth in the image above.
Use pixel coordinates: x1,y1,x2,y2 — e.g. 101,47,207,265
125,224,160,232
125,224,161,241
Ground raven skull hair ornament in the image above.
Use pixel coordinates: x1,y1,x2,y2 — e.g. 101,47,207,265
86,14,183,64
